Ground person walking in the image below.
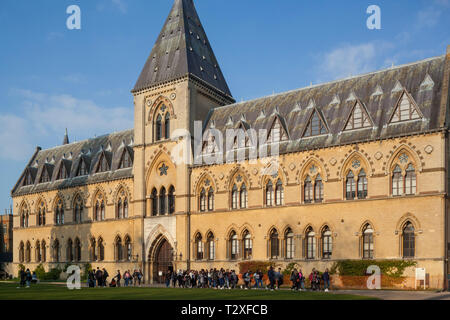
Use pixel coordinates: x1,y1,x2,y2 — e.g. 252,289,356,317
25,269,32,288
95,268,103,287
115,270,122,287
323,268,330,292
275,268,283,289
268,267,275,291
102,268,109,287
298,269,305,291
243,270,251,289
17,268,26,288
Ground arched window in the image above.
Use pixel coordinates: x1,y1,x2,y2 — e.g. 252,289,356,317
155,114,162,141
270,229,279,259
53,240,60,262
405,164,416,195
98,238,104,261
392,165,403,196
37,201,46,226
346,171,356,200
20,205,29,228
159,187,166,215
25,241,31,262
55,200,64,225
275,179,284,206
41,241,46,262
240,184,248,209
208,188,214,211
285,228,294,259
322,226,332,259
304,176,313,203
266,181,274,206
67,239,73,262
19,242,24,263
151,188,158,216
97,153,109,173
402,222,415,258
119,150,132,169
306,228,316,260
35,241,41,262
90,238,97,261
168,186,175,214
195,233,204,260
229,231,239,260
77,159,89,176
74,238,81,262
94,201,100,221
117,199,122,219
362,224,374,259
100,200,105,221
115,236,123,261
199,188,206,212
164,113,170,139
74,196,83,223
116,190,128,219
123,198,128,218
125,236,132,261
315,175,324,203
207,232,215,260
357,170,368,199
243,231,252,260
231,184,238,209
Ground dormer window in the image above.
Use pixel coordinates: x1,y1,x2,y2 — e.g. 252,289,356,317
57,162,69,180
344,101,372,131
390,91,422,123
77,159,89,176
202,134,219,155
23,170,34,186
96,153,109,173
303,110,328,137
268,117,287,143
119,149,133,169
40,167,51,183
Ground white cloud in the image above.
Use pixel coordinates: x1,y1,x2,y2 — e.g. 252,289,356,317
0,90,133,162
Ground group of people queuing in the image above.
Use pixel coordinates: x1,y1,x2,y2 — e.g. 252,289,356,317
88,268,143,288
289,268,331,292
164,266,331,292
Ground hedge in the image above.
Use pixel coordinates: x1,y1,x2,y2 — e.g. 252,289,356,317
330,260,416,278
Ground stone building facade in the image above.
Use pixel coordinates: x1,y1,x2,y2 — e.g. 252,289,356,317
11,0,450,289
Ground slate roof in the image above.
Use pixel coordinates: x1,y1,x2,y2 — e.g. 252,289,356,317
132,0,232,98
12,130,134,197
202,55,449,156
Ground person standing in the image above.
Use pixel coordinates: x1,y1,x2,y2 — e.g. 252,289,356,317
18,268,26,288
95,268,102,287
275,268,283,289
115,270,122,287
268,267,275,291
322,269,330,292
25,269,32,288
102,268,109,287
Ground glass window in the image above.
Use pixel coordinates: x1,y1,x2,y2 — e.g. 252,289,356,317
403,222,415,258
362,224,374,259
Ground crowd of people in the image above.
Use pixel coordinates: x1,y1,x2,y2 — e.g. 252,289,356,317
88,268,144,288
164,267,331,292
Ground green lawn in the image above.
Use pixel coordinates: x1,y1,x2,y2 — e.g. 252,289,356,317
0,283,377,300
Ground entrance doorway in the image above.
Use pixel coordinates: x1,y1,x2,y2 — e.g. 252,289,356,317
151,237,174,284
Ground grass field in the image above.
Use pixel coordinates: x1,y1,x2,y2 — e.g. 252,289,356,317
0,283,377,300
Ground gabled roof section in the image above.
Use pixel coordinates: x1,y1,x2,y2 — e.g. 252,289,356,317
389,90,423,123
132,0,232,98
302,108,329,138
343,100,373,131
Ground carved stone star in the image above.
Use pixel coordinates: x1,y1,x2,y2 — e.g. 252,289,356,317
159,164,168,176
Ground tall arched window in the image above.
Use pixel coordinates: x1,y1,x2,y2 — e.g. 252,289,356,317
151,188,158,216
207,188,214,211
266,181,274,206
285,228,294,259
155,114,162,141
74,196,83,223
115,236,123,261
231,184,238,209
240,184,248,209
315,175,324,202
199,188,206,212
168,186,175,214
322,226,332,259
164,112,170,139
35,241,41,262
207,232,215,260
306,228,316,260
275,179,284,206
362,224,374,259
53,240,60,262
90,238,97,261
74,238,81,262
357,170,368,199
304,176,313,203
37,201,46,226
20,205,29,228
55,200,64,225
405,164,416,195
243,231,252,260
402,222,415,258
25,241,31,262
125,236,132,261
346,171,356,200
392,165,402,196
116,190,128,219
67,239,73,262
41,241,46,262
123,198,128,218
159,187,166,215
117,199,122,219
195,233,204,260
270,229,279,259
19,242,24,263
98,238,105,261
101,201,105,221
229,231,239,260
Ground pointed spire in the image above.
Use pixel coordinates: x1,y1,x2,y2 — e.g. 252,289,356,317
132,0,232,98
63,128,69,145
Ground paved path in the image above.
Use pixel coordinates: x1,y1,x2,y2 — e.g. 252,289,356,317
334,289,450,300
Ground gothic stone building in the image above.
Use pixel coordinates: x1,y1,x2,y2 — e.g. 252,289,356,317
11,0,450,289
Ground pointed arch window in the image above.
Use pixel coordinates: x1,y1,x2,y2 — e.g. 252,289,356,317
116,191,128,219
57,162,68,180
164,112,170,139
40,167,50,183
391,92,422,123
405,164,416,195
207,188,214,211
285,228,295,259
304,110,327,137
37,202,46,226
275,179,284,206
25,242,31,263
155,114,162,141
269,229,279,259
19,242,24,263
53,240,60,263
41,241,47,262
115,236,123,261
119,150,132,169
231,184,238,209
151,188,158,216
74,196,83,223
392,165,403,196
195,233,204,261
230,231,239,260
67,239,73,262
345,102,372,130
74,238,81,262
125,236,132,261
98,238,105,261
306,228,316,260
77,159,89,176
168,186,175,214
346,171,356,200
35,241,41,262
97,154,109,173
268,117,287,143
402,222,415,258
55,200,64,225
322,227,332,259
304,176,313,203
94,198,105,222
243,231,252,260
207,232,215,260
314,175,324,203
357,170,368,199
265,180,274,206
20,205,29,228
199,188,206,212
159,187,166,215
362,224,374,259
90,238,97,261
240,184,248,209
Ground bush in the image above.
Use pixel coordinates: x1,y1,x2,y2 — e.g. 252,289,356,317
81,263,92,281
42,267,63,281
34,264,46,280
330,260,416,278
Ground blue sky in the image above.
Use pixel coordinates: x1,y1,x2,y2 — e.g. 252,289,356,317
0,0,449,212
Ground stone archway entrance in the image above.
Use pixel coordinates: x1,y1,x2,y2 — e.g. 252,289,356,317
149,236,174,284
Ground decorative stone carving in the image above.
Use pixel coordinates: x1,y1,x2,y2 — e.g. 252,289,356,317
399,153,409,164
289,163,296,171
329,158,337,166
252,168,258,175
352,160,361,169
374,152,383,160
424,145,434,154
219,173,224,180
146,99,152,107
170,93,177,100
